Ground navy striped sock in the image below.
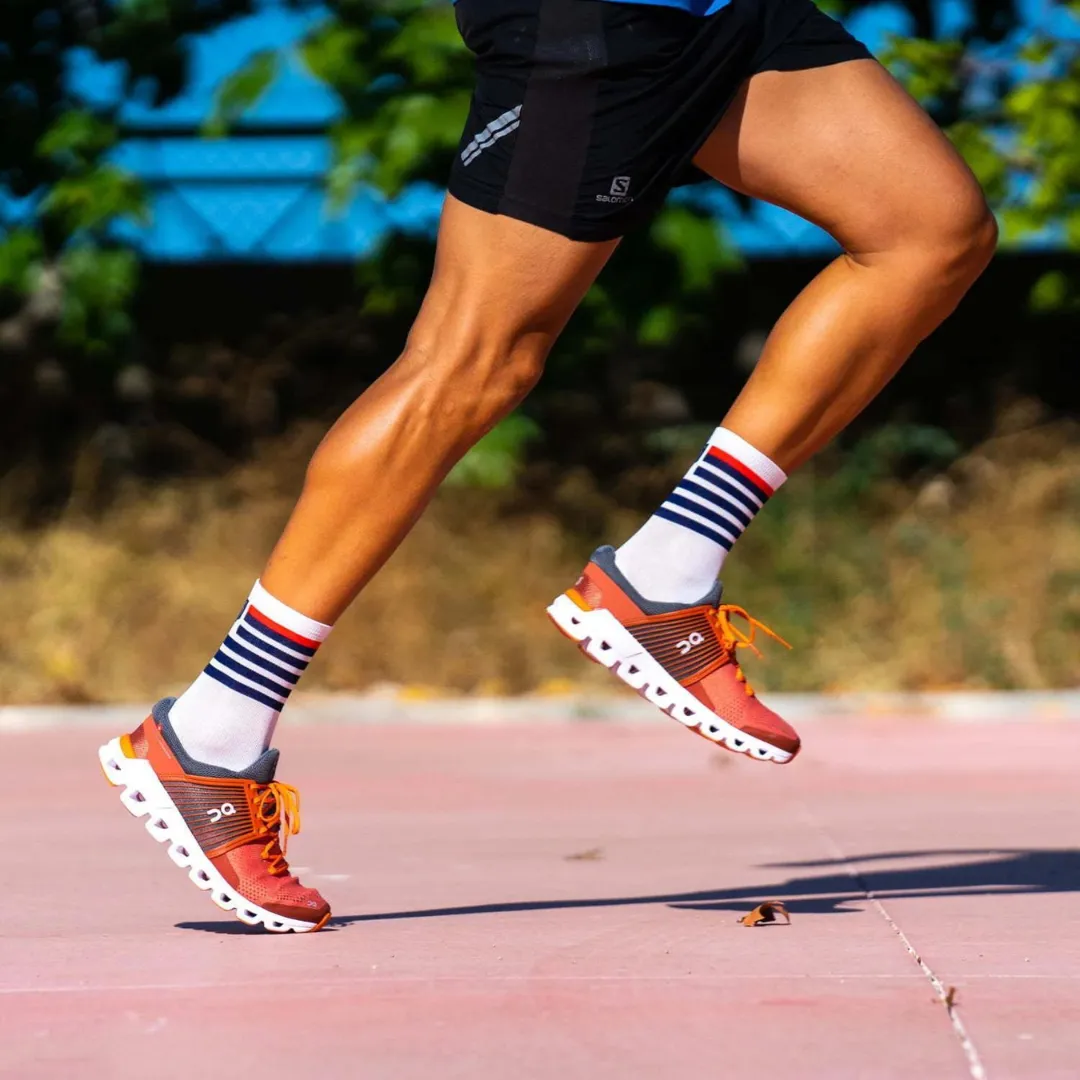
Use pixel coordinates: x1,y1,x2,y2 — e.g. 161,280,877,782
614,428,787,604
168,581,332,771
204,606,319,713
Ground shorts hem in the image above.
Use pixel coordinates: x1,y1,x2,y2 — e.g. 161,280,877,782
448,181,638,243
756,41,874,74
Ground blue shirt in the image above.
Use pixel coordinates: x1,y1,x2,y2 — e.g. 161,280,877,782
453,0,732,16
603,0,730,14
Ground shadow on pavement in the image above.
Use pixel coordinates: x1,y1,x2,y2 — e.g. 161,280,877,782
176,847,1080,934
174,920,344,934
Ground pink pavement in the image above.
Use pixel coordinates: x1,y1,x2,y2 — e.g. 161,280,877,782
2,715,1079,1079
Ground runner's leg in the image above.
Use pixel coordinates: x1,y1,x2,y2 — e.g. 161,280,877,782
694,58,996,472
614,59,996,602
164,196,615,767
570,59,995,762
260,196,617,622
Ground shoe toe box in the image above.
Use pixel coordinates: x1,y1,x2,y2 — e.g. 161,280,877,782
691,665,800,756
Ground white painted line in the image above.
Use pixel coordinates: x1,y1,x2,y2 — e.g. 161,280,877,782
0,974,938,995
798,801,989,1080
2,971,1074,996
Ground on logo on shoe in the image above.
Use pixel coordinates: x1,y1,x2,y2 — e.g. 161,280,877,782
676,632,705,656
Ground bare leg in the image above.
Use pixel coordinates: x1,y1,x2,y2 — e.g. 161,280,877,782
693,60,997,472
261,195,617,622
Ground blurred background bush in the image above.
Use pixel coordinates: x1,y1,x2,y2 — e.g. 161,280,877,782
1,0,1077,703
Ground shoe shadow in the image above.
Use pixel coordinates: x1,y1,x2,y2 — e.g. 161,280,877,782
175,848,1080,935
175,919,344,934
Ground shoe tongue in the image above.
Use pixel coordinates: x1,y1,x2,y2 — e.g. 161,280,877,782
696,580,724,609
235,747,279,785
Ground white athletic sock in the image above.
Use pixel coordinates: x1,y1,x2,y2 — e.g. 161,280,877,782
614,427,787,604
168,581,333,771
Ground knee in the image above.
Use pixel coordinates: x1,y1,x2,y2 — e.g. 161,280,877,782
938,196,997,282
910,190,997,295
400,323,551,440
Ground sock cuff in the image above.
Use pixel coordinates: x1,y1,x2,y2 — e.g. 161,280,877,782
705,427,788,495
246,580,333,644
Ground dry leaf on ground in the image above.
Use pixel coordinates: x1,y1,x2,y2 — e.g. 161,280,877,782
564,847,604,862
737,900,791,926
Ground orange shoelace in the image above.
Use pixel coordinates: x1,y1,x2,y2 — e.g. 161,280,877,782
252,782,302,876
713,604,792,697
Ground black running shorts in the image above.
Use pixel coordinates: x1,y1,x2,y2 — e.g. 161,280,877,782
448,0,872,241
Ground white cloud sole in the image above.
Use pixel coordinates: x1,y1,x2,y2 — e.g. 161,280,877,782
546,593,792,764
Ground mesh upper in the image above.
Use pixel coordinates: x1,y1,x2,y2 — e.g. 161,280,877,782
691,664,799,750
222,845,328,911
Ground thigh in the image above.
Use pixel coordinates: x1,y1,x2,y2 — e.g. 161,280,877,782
414,194,619,345
692,59,990,256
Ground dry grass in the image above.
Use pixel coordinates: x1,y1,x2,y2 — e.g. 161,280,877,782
725,421,1080,692
1,421,1077,705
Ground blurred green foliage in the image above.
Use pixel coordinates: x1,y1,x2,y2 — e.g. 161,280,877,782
813,423,962,504
445,412,542,489
0,0,255,359
297,4,473,205
203,49,281,137
881,3,1080,307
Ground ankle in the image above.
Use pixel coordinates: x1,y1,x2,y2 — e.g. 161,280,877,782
613,427,786,605
167,582,333,771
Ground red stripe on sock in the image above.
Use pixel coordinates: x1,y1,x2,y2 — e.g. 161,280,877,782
706,446,774,497
247,606,321,649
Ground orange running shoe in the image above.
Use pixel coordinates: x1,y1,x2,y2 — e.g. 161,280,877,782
98,699,331,933
547,546,799,764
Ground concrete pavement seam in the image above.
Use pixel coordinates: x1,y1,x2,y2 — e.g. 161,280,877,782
795,800,989,1080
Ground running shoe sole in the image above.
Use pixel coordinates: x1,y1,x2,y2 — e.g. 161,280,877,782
98,737,330,933
546,593,792,764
